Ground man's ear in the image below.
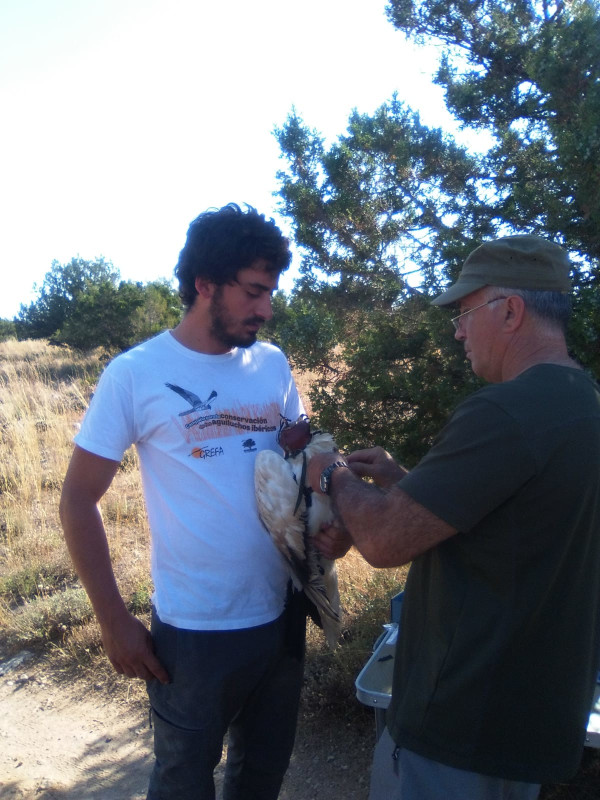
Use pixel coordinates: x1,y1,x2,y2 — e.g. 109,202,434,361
194,277,214,300
504,294,526,331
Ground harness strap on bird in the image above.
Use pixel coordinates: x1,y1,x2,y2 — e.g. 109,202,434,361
293,451,308,516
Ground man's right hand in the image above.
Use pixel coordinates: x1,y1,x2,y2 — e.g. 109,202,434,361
347,447,408,489
100,610,170,684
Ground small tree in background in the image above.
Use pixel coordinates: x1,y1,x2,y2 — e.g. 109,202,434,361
0,319,17,341
57,279,181,352
17,257,119,342
16,258,181,353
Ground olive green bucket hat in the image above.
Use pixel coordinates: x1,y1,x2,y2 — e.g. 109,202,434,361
432,235,572,307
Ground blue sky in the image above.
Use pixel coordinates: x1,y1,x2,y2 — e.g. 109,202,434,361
0,0,453,319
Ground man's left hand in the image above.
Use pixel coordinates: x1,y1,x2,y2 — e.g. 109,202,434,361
313,519,353,560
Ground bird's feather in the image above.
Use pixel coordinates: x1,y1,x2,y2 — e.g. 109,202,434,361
255,420,342,648
254,450,308,583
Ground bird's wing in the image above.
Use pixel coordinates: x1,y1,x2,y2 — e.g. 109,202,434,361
255,446,343,649
254,450,309,589
165,383,201,406
303,550,341,649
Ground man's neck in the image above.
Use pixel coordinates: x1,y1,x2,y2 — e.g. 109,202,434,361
170,313,232,355
503,341,579,381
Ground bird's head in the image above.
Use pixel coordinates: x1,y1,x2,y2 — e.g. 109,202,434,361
278,415,338,459
277,415,313,456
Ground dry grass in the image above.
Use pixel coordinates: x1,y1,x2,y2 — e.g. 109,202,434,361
0,339,151,659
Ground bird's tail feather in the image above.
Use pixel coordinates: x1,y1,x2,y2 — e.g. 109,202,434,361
303,581,342,649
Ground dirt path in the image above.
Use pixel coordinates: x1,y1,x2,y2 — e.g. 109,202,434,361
0,651,373,799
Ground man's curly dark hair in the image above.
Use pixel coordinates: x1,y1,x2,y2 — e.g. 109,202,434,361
174,203,291,309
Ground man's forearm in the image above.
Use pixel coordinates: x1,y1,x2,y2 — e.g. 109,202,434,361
328,468,411,567
60,496,129,627
59,446,168,683
321,462,457,568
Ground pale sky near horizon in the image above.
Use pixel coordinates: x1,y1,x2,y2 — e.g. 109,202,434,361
0,0,454,320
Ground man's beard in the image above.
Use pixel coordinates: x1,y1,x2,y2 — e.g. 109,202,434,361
209,288,261,349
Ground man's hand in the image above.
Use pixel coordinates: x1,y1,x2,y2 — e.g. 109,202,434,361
347,447,408,489
313,518,353,560
100,609,170,684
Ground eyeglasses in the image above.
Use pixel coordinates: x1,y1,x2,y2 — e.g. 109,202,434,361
451,297,508,330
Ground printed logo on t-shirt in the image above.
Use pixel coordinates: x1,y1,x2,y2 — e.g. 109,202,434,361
165,382,279,444
189,445,225,460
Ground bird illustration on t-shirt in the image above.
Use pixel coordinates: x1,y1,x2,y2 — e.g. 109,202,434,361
165,383,217,415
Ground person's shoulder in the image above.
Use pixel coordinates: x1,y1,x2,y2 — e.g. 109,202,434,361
462,368,549,405
249,339,290,364
253,339,284,355
102,331,171,376
449,382,517,426
454,365,587,422
121,330,171,358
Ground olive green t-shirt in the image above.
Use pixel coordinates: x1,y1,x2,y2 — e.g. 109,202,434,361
389,365,600,783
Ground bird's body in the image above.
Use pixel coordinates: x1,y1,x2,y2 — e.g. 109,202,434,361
254,417,342,648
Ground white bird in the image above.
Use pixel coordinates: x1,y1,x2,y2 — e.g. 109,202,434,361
254,415,342,648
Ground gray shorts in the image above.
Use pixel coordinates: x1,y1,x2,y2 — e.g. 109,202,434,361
369,728,541,800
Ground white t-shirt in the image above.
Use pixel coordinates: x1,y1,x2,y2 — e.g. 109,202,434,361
75,330,304,630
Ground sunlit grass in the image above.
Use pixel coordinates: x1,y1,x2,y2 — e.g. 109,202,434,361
0,340,151,659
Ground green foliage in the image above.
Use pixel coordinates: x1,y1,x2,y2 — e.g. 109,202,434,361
0,563,75,607
262,290,344,374
570,264,600,377
386,0,600,259
5,587,92,646
275,102,489,461
277,102,492,296
387,0,600,374
57,279,181,352
0,319,17,341
129,582,153,615
273,0,600,459
130,280,182,342
17,257,182,352
17,257,119,341
316,300,481,467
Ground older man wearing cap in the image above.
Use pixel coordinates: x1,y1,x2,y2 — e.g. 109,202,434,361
307,235,600,800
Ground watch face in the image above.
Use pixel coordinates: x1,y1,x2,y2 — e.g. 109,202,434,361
320,468,330,494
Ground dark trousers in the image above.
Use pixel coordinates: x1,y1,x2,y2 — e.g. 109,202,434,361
146,608,304,800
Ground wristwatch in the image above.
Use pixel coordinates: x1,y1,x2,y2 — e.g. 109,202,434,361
319,460,349,495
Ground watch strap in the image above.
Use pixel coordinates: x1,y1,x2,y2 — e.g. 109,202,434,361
320,460,349,495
